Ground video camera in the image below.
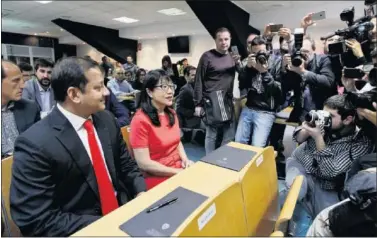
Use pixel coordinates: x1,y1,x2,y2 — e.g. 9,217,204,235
345,91,376,111
304,110,332,128
321,6,375,55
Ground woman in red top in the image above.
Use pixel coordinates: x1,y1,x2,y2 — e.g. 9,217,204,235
130,69,193,190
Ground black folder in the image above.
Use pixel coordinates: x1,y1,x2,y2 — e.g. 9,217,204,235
119,187,208,236
200,144,257,171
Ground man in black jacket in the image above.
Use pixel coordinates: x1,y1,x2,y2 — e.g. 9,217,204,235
176,66,201,129
10,57,146,236
236,36,283,147
281,35,336,122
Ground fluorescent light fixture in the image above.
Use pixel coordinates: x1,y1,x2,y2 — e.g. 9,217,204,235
35,1,52,4
157,8,186,16
113,16,139,24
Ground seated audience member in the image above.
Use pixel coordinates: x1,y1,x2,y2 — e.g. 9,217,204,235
123,55,139,81
107,68,136,101
100,56,114,77
306,168,377,237
132,68,146,91
161,55,174,77
105,88,131,127
130,69,193,190
178,58,189,77
10,57,146,236
1,60,40,158
176,66,201,129
17,62,33,82
22,58,55,118
285,94,374,218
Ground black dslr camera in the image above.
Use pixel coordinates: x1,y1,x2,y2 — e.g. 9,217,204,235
255,50,269,65
345,91,376,111
290,28,306,67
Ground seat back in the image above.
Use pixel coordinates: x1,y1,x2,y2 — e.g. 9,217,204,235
274,175,304,235
1,156,22,236
120,126,133,157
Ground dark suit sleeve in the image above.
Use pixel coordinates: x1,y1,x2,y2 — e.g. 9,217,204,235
109,90,130,127
304,55,335,89
194,53,208,106
32,102,41,123
176,86,195,118
10,136,100,237
114,118,147,196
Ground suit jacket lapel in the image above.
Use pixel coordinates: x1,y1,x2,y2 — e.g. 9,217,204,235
33,80,43,109
51,108,100,200
92,114,118,187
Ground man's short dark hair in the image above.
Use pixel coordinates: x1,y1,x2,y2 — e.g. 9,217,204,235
215,27,231,38
34,58,54,71
51,57,101,102
18,62,33,72
324,94,356,119
184,66,196,76
250,36,267,46
101,56,107,61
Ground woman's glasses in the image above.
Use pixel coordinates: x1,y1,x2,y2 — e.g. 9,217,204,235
155,84,177,92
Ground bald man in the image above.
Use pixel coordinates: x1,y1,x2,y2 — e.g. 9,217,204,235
1,60,40,158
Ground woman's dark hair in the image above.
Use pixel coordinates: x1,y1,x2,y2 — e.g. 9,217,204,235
138,69,175,127
51,57,102,102
136,68,146,82
161,55,172,68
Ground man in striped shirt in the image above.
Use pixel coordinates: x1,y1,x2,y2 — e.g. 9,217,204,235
285,94,374,218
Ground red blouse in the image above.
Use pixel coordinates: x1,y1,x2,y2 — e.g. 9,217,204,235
130,109,182,189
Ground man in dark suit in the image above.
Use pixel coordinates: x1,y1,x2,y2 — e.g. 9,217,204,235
10,57,146,236
176,66,201,129
1,60,40,158
22,58,55,118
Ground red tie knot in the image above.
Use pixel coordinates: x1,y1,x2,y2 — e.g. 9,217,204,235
83,119,94,133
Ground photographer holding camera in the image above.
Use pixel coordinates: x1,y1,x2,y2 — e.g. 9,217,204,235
281,35,336,122
285,94,374,218
235,36,283,147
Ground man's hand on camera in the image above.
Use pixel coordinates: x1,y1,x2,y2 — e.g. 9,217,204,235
301,13,315,29
255,62,268,73
278,28,292,41
345,39,364,58
357,102,377,126
289,61,306,75
302,121,323,139
247,54,256,68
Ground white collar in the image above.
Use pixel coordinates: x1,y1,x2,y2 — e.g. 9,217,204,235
57,104,92,132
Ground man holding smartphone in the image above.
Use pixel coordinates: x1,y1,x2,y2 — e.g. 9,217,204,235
194,27,241,154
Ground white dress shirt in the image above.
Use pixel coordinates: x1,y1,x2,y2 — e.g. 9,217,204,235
57,104,113,183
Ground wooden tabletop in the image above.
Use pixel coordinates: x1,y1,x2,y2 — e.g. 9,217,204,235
274,107,299,127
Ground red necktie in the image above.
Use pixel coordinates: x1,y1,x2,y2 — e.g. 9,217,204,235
83,120,119,215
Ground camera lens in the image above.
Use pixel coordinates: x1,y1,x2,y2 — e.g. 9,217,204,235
292,57,302,67
305,111,318,126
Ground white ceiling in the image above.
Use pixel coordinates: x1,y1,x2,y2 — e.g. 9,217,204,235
1,1,367,45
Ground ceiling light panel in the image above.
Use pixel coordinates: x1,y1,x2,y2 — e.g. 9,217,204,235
35,1,53,4
113,16,139,23
157,8,186,16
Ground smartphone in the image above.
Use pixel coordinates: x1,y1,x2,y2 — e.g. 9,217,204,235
231,46,239,55
344,67,365,79
269,24,283,33
311,11,326,21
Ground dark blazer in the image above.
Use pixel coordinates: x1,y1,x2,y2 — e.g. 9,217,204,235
176,83,201,128
105,89,130,127
13,99,41,134
10,107,146,236
22,78,56,111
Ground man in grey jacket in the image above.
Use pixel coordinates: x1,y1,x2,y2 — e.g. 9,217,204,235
22,58,55,118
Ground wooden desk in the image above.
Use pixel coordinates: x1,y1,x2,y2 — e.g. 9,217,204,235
118,95,135,101
72,143,278,237
72,161,247,236
274,107,299,127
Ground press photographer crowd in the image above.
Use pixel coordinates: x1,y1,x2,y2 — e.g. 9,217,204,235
1,0,377,237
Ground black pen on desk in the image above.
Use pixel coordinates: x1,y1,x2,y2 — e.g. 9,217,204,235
146,197,178,213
